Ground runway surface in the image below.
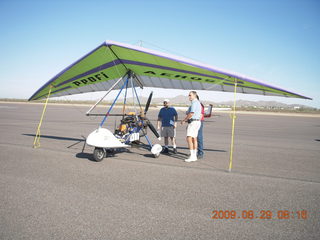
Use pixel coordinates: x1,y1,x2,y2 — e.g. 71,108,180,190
1,102,319,240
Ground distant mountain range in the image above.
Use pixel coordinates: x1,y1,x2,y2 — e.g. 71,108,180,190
0,97,316,110
133,95,315,109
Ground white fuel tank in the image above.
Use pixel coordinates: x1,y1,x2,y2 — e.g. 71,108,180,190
86,127,129,148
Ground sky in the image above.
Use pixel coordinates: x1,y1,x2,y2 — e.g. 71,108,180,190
0,0,319,107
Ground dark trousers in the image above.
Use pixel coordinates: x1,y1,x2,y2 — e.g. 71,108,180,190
197,121,204,156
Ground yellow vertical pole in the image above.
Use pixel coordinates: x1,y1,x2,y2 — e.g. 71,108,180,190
33,86,52,148
228,81,237,172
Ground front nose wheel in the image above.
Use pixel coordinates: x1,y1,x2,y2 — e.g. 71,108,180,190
93,147,105,162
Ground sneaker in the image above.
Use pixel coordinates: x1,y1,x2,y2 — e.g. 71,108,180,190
184,156,197,162
162,147,169,154
197,154,204,159
173,148,177,154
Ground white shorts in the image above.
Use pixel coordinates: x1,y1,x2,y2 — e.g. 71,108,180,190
187,121,201,138
161,126,176,138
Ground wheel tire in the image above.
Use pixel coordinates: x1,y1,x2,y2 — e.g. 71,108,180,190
93,147,105,162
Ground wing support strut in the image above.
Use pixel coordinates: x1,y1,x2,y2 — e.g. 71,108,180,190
86,73,128,115
99,73,131,127
33,85,53,148
86,71,144,117
228,81,237,172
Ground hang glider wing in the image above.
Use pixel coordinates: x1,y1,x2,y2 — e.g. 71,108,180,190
29,40,311,101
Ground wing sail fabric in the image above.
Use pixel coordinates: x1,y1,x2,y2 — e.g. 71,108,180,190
29,40,311,101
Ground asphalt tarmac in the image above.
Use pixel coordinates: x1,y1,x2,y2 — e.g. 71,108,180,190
1,102,319,240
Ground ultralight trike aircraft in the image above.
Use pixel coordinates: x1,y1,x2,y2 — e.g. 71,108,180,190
85,70,163,161
29,40,311,168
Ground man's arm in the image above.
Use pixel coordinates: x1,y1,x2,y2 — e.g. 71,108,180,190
173,110,178,128
181,112,194,124
174,114,178,128
157,110,162,130
157,117,161,130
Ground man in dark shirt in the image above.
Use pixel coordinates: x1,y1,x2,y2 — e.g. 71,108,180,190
157,99,178,154
197,95,205,159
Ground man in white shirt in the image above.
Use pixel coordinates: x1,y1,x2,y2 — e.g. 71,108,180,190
180,91,201,162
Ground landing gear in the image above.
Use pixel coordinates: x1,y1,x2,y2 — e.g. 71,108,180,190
93,147,106,162
151,144,162,159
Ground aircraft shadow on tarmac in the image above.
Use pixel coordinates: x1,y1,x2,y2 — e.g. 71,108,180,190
23,133,86,148
20,134,320,182
76,146,128,161
23,133,85,142
126,145,226,161
75,152,95,161
119,143,227,160
22,133,226,162
77,143,227,162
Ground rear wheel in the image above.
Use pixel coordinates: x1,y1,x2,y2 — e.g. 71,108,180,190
153,153,160,158
93,147,105,162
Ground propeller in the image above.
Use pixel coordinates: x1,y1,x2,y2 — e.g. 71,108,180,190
147,120,160,139
140,91,160,139
144,91,153,115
